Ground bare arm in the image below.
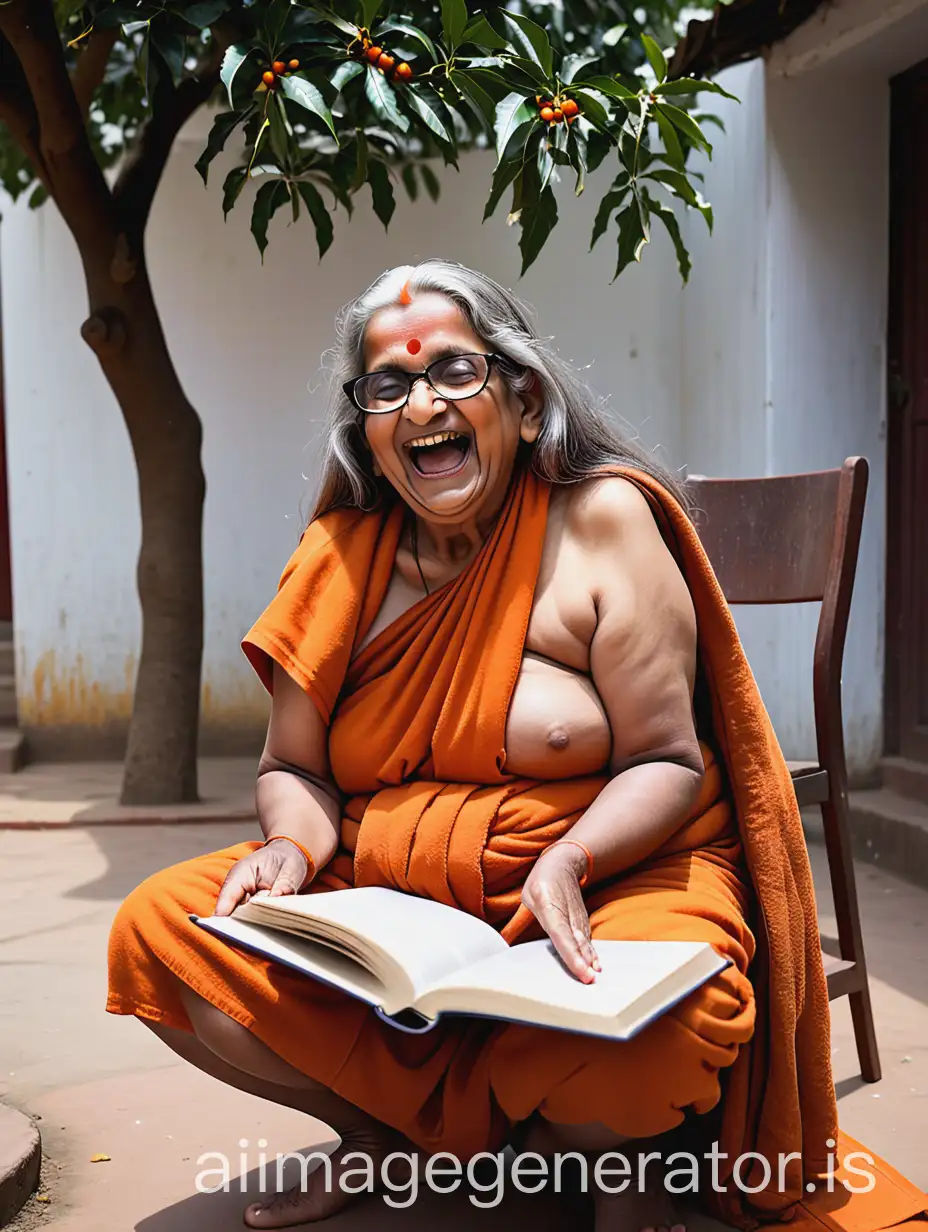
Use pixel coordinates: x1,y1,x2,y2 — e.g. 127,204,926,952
520,477,703,978
561,476,704,883
214,663,341,914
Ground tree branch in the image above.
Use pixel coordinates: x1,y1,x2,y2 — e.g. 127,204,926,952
113,66,221,237
0,38,52,191
70,27,118,118
0,0,116,258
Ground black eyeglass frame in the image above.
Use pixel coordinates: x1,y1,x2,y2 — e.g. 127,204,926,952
342,352,507,414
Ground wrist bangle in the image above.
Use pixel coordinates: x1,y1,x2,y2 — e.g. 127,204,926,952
263,835,316,888
541,838,594,888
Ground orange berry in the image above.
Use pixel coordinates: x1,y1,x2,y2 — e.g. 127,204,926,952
561,98,579,117
539,106,554,122
262,70,276,86
395,61,413,81
566,114,578,125
288,59,300,70
377,52,395,71
272,60,286,74
365,45,383,62
553,107,563,121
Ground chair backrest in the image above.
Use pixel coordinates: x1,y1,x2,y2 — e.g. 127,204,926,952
686,459,869,608
687,457,870,762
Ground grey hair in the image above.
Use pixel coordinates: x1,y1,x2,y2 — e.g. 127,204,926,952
310,259,687,520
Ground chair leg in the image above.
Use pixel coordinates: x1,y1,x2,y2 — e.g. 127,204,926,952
848,979,882,1083
818,791,882,1083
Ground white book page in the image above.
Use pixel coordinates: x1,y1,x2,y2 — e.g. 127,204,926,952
237,887,509,1003
195,915,389,1007
415,939,721,1036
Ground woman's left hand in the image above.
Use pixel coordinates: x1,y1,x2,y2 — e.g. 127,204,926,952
521,845,602,983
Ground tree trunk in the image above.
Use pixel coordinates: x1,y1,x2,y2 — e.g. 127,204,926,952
81,254,205,805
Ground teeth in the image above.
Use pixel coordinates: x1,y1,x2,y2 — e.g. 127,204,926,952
405,430,466,449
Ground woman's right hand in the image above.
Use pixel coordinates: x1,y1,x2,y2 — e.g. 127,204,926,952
214,840,311,916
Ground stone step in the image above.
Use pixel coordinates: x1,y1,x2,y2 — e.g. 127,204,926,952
847,787,928,890
0,642,13,676
881,755,928,806
0,729,25,774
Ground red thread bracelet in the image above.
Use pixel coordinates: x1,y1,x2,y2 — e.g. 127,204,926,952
541,838,594,888
264,835,316,888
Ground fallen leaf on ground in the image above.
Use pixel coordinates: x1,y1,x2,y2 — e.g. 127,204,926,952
89,1153,111,1163
35,1195,50,1203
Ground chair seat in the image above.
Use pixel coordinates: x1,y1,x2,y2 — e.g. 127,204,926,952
788,760,830,807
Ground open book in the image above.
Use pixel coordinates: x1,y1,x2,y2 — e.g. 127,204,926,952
193,886,727,1040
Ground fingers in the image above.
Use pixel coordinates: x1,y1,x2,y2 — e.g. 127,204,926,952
214,863,256,916
267,858,306,897
528,896,596,983
567,896,601,974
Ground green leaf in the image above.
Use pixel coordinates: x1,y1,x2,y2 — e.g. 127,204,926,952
220,44,254,107
194,109,247,184
602,23,627,47
251,178,289,258
519,183,558,274
405,85,453,145
361,0,380,30
454,71,497,124
642,190,691,283
657,101,712,155
28,182,48,209
500,11,552,78
441,0,468,49
221,164,248,216
585,128,611,172
643,167,711,229
613,203,648,280
149,20,185,83
246,116,270,176
494,91,535,161
375,21,439,62
591,181,629,248
582,75,637,102
461,13,506,50
181,1,228,26
641,35,667,85
695,111,726,133
330,60,364,91
420,163,440,201
267,92,292,168
368,160,395,228
317,10,359,37
296,180,334,257
280,74,337,141
350,129,369,190
560,54,599,84
364,64,409,132
483,154,523,220
655,78,739,102
566,123,587,194
654,107,685,170
536,131,554,195
570,89,610,132
401,163,418,200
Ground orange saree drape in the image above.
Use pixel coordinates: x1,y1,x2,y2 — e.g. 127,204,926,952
107,465,926,1231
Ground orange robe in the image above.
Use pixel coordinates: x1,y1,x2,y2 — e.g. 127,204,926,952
107,465,926,1230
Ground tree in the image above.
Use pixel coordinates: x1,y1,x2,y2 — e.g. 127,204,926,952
0,0,730,804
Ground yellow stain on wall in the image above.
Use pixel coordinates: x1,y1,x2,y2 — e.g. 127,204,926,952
22,649,269,728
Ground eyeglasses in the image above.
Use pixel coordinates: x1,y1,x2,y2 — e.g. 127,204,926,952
343,352,504,414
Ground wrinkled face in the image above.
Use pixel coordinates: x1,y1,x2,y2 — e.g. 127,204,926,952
360,293,541,522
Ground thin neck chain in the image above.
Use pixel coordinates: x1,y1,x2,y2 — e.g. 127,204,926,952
410,517,430,596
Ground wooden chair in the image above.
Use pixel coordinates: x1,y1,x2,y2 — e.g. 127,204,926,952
687,457,881,1083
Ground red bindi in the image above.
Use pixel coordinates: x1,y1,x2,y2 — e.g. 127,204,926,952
406,338,421,355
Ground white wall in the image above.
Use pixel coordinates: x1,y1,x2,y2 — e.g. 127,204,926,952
0,133,685,757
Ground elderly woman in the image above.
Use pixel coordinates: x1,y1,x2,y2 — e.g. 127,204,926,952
107,262,922,1232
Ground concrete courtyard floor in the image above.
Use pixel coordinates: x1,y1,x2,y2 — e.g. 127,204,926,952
0,819,925,1231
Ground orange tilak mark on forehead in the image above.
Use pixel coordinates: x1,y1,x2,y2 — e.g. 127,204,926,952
398,280,413,305
406,338,421,354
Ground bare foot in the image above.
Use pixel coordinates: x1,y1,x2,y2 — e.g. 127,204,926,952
243,1138,418,1229
594,1181,686,1232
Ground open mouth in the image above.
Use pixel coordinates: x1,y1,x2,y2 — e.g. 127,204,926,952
404,430,472,478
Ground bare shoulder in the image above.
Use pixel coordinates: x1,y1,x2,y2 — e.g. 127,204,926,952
559,474,664,552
